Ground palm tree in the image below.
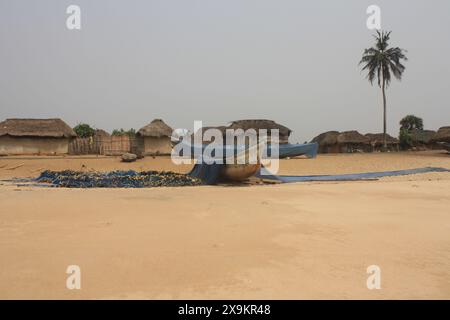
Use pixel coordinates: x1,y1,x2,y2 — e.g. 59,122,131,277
359,30,407,149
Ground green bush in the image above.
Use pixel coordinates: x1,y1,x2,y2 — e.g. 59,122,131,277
400,115,423,131
112,128,136,137
399,128,412,149
73,123,95,138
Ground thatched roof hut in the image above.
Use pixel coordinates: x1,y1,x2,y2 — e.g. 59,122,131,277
431,126,450,143
365,133,399,146
365,133,399,152
410,129,436,146
311,130,371,153
137,119,173,138
227,119,292,144
311,131,339,145
0,118,76,138
136,119,173,156
336,131,370,144
311,131,339,153
0,118,76,155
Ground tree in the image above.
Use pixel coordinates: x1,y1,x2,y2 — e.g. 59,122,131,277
399,115,424,150
73,123,95,138
400,115,423,131
359,30,407,150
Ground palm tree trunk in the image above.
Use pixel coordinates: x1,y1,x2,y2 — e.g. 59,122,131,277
381,75,387,150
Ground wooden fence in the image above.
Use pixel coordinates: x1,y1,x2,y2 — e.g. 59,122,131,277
69,136,137,155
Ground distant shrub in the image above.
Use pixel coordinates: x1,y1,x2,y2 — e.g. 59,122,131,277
73,123,95,138
112,128,136,137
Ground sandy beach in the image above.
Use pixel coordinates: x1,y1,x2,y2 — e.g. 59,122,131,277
0,151,449,299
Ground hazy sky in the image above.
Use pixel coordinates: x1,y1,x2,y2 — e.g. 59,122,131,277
1,0,449,142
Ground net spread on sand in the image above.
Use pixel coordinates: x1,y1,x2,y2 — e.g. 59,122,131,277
36,170,203,188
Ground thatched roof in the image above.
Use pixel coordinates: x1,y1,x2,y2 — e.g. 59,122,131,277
94,129,110,137
336,131,370,144
196,126,228,136
410,129,436,144
227,119,292,137
431,126,450,143
0,118,76,138
311,131,339,146
137,119,173,138
365,133,399,145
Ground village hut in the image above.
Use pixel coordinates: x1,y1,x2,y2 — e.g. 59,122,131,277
227,119,292,144
431,126,450,143
310,131,340,153
336,131,371,153
409,129,437,149
430,126,450,151
0,118,76,155
365,133,400,152
136,119,173,156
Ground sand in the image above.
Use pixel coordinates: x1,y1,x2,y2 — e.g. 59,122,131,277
0,151,449,299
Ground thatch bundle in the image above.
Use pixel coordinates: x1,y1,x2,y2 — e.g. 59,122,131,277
0,118,76,138
137,119,173,138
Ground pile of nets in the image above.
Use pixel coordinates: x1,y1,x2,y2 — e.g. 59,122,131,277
36,170,203,188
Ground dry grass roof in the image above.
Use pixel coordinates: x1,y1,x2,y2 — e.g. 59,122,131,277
227,119,292,137
365,133,399,145
337,131,370,144
312,130,369,145
311,131,339,145
0,118,76,138
94,129,110,137
410,129,436,144
431,126,450,143
137,119,173,138
194,126,228,136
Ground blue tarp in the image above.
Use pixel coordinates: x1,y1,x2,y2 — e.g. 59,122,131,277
255,166,450,183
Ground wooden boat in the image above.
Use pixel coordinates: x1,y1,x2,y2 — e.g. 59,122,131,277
220,163,261,181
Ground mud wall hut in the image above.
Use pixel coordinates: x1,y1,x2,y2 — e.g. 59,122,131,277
0,118,76,155
136,119,173,156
